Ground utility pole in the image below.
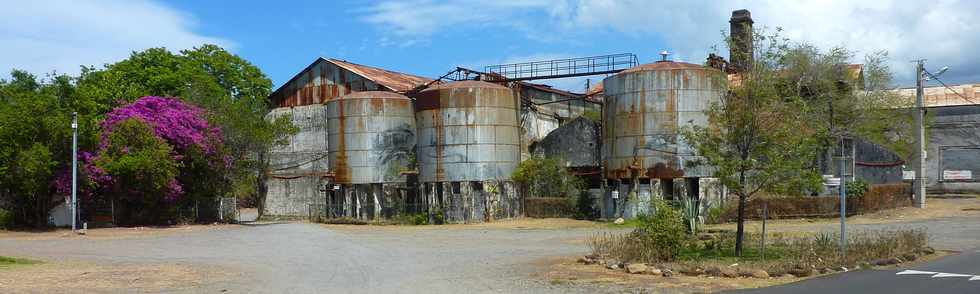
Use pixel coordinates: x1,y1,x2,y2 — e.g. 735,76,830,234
914,60,927,208
71,112,78,232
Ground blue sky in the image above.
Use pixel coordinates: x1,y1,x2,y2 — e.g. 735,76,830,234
3,1,980,91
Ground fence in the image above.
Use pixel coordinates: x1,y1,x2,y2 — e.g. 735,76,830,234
716,183,913,221
524,197,577,218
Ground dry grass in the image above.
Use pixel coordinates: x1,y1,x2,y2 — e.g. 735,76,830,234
587,228,930,275
534,256,799,293
0,223,236,241
0,261,231,292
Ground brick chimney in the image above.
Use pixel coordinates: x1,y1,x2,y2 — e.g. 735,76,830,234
729,9,753,73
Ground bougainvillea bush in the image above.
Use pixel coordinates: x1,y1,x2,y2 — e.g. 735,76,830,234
56,96,232,225
96,118,180,224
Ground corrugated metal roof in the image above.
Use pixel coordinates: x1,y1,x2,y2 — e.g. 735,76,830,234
895,84,980,107
327,58,432,93
269,58,432,105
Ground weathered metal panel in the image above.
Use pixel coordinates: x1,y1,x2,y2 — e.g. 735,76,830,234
602,61,725,179
414,81,521,182
327,91,416,184
270,60,385,108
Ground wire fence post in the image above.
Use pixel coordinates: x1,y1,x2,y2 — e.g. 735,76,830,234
761,202,767,261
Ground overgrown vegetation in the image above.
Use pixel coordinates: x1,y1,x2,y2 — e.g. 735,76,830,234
581,109,601,122
512,156,584,198
846,180,869,198
591,201,687,262
590,225,929,273
0,256,40,268
683,27,913,256
0,45,296,227
0,208,12,229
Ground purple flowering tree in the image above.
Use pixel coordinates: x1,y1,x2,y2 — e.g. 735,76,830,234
56,96,231,224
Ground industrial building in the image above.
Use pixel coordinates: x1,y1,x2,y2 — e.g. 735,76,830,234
264,58,431,216
263,8,980,222
896,84,980,194
264,57,606,219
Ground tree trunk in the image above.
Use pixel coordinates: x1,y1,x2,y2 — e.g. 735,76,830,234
735,192,746,257
256,151,268,219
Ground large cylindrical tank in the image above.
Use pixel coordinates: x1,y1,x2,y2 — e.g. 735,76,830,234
602,61,725,180
327,91,416,184
415,80,520,182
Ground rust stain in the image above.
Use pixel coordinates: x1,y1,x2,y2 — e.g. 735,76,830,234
269,58,433,108
334,94,351,183
645,163,684,179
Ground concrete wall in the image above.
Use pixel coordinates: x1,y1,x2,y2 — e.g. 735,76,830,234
926,105,980,194
264,104,329,216
532,117,600,168
600,177,726,220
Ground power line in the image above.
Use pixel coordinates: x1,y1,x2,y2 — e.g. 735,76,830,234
926,71,979,105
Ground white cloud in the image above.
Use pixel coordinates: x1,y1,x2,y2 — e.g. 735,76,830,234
0,0,233,78
361,0,980,85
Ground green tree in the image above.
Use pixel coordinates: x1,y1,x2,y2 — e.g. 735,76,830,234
778,46,915,174
683,29,823,256
75,45,296,211
95,118,179,225
0,70,98,227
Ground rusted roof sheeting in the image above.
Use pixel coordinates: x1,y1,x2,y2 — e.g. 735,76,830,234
269,58,432,108
328,59,432,93
895,84,980,107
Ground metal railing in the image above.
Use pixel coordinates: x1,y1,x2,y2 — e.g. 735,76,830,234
484,53,639,81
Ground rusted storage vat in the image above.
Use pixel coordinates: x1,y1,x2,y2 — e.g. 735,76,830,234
414,81,522,223
601,61,725,218
325,91,416,220
602,61,725,180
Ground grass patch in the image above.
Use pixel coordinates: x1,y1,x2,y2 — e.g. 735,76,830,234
0,256,41,268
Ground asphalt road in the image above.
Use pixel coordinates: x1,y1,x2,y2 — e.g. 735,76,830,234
727,250,980,294
726,214,980,294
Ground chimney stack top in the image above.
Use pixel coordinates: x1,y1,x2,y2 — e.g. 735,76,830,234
730,9,753,23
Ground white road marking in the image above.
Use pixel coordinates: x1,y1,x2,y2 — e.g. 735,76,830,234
897,270,980,281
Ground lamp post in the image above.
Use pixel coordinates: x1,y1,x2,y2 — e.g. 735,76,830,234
71,112,78,232
914,60,949,209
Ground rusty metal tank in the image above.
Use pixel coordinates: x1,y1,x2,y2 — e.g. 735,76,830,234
602,61,725,180
415,80,520,182
327,91,416,184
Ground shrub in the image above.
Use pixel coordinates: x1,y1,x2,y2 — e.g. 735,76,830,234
574,191,597,220
512,157,583,198
525,197,576,218
631,201,688,261
581,110,601,122
0,209,13,229
846,180,869,198
590,201,688,263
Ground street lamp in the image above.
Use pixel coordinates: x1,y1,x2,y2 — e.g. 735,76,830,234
913,61,949,209
71,112,78,231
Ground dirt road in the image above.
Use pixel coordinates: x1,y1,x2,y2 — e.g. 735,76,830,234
1,198,978,293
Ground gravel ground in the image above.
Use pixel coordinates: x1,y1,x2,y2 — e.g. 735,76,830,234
1,206,978,293
0,221,611,293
